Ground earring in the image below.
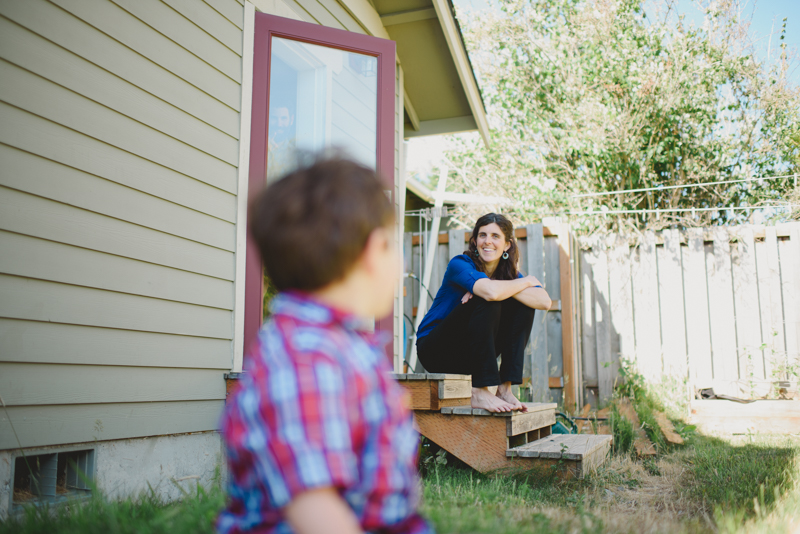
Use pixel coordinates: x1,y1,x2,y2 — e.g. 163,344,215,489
502,252,509,260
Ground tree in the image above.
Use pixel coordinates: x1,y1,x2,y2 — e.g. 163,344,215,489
445,0,800,232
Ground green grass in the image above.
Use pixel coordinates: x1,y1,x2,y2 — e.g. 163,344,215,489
0,483,223,534
3,432,798,534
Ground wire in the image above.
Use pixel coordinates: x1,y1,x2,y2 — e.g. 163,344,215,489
564,204,799,216
571,173,799,199
405,272,435,302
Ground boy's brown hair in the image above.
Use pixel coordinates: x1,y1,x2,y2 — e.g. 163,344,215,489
249,158,394,292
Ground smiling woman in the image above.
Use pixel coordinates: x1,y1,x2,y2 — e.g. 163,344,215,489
415,213,552,413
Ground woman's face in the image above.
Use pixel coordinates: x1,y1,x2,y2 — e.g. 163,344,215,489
476,222,511,266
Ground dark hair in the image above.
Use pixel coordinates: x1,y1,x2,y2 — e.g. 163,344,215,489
465,213,519,280
249,158,394,292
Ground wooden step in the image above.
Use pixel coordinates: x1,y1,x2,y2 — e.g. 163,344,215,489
441,402,557,438
393,373,471,410
507,434,612,479
414,402,557,473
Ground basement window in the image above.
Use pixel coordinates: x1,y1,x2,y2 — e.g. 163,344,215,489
12,449,94,511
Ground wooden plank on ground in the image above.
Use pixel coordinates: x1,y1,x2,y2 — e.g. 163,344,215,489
658,229,688,378
615,399,656,456
731,227,765,382
527,223,549,402
654,411,684,445
707,227,738,381
683,228,713,383
631,232,662,380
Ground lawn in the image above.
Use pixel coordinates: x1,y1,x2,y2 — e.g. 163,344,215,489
3,388,799,534
3,430,798,534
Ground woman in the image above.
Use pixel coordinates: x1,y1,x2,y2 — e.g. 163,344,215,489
416,213,552,413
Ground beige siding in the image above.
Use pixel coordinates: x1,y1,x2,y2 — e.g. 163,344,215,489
0,0,242,448
0,402,225,450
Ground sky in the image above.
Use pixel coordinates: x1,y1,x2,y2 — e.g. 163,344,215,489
406,0,800,177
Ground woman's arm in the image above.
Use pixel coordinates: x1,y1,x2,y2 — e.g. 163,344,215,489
511,285,552,310
471,275,552,310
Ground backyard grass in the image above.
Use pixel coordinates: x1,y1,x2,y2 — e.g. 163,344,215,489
3,431,798,534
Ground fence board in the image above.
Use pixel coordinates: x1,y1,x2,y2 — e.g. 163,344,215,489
544,236,563,403
580,241,597,391
631,231,661,379
609,236,635,368
706,227,738,381
731,227,765,382
526,223,549,402
764,227,786,375
683,228,713,383
591,240,613,403
657,229,687,377
448,229,463,260
779,223,799,364
559,228,578,409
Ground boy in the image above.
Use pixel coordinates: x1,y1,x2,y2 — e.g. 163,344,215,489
218,159,433,534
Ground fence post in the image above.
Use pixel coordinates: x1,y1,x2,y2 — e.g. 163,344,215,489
526,223,548,402
559,224,578,411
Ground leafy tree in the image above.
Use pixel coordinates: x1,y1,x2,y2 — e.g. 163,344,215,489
445,0,800,232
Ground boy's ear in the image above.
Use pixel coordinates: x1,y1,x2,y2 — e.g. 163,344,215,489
361,227,390,271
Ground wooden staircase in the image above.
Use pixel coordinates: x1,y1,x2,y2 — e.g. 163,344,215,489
396,373,612,478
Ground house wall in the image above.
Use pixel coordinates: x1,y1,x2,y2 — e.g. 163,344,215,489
0,0,406,489
0,0,246,452
0,0,411,518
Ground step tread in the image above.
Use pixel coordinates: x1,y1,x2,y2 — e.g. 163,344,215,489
441,402,557,417
392,373,471,381
507,434,612,460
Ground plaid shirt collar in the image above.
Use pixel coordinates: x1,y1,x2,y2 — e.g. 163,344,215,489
269,291,379,335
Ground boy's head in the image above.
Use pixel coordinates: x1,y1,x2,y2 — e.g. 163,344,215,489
249,158,397,315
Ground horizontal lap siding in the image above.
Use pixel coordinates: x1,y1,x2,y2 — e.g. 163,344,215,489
0,0,245,446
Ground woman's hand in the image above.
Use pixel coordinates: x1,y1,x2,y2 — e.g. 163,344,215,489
461,292,473,304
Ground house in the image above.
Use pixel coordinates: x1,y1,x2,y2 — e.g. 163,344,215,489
0,0,487,516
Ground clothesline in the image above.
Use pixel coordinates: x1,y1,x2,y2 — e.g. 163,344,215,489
571,173,799,199
563,204,799,216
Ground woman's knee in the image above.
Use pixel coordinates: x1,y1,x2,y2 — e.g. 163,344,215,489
471,296,502,314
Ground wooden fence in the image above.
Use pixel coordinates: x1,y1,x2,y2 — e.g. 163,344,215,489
579,223,800,405
403,225,581,407
404,222,800,410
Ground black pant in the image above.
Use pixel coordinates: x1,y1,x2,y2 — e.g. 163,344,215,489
416,296,536,388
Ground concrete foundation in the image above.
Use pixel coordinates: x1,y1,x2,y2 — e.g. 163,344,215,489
1,431,225,520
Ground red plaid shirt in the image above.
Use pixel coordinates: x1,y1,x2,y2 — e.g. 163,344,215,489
218,292,433,534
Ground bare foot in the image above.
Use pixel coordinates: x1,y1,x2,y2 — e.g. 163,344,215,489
471,387,515,413
496,383,528,412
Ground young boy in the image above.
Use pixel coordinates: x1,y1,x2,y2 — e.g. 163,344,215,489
218,159,433,534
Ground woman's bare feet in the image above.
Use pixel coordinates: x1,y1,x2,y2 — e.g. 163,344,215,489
496,383,528,412
471,387,515,413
